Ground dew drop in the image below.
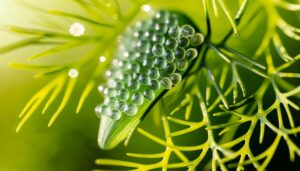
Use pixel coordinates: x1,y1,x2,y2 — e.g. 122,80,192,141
141,4,152,12
98,85,104,92
99,56,106,62
69,23,85,37
68,69,79,78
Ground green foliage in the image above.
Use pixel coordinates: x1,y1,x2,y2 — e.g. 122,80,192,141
1,0,300,170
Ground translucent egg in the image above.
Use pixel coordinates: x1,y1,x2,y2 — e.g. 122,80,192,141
95,104,106,118
138,74,151,85
136,40,150,52
155,57,167,69
132,73,140,79
109,110,122,120
103,88,117,97
165,38,178,50
181,25,195,37
169,73,182,85
142,58,155,68
152,44,165,56
186,48,198,60
118,89,130,101
143,89,155,100
129,63,140,73
106,97,119,109
137,53,148,62
165,49,175,62
174,47,186,60
154,11,169,21
176,59,189,71
133,31,144,38
160,77,173,89
119,61,131,70
114,81,124,90
152,34,166,44
131,92,144,105
190,33,204,46
178,37,190,48
128,80,140,91
119,73,132,82
163,63,176,75
148,68,160,79
166,14,178,26
119,102,128,112
101,105,112,116
150,79,161,90
168,26,181,38
154,23,168,34
125,104,138,116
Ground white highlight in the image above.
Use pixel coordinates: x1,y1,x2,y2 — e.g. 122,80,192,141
99,56,106,62
68,69,79,78
69,23,85,37
124,51,129,58
112,59,119,66
105,70,112,77
141,4,152,12
98,85,104,92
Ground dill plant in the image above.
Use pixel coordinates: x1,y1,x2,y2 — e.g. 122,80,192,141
1,0,300,170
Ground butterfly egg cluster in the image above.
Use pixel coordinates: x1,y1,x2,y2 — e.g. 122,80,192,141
96,11,204,121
